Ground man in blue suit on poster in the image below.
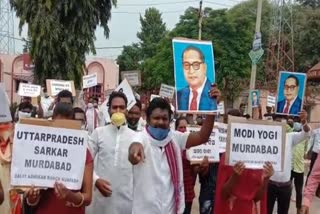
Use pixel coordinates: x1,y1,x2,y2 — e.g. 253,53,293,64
277,75,302,115
177,46,217,111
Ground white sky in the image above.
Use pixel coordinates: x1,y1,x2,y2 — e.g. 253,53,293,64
12,0,245,60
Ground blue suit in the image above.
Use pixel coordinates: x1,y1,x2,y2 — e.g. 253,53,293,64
177,79,217,111
276,97,302,115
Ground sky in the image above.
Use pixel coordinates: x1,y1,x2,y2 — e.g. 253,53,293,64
12,0,246,60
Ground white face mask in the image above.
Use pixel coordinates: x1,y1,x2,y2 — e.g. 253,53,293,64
87,103,94,109
19,111,31,119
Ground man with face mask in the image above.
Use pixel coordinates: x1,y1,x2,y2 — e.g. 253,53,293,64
128,85,220,214
86,91,142,214
16,102,33,122
40,88,54,118
127,99,143,131
85,97,104,134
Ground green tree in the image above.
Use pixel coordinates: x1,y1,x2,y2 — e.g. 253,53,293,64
116,43,142,71
10,0,117,87
297,0,320,8
137,7,167,59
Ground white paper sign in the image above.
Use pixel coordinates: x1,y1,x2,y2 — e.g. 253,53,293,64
50,80,73,96
227,121,285,171
83,73,98,89
18,83,41,97
0,85,12,123
267,95,276,107
217,102,225,114
115,79,136,110
150,94,161,101
216,122,227,153
187,126,220,162
159,84,175,99
11,124,87,189
121,71,141,87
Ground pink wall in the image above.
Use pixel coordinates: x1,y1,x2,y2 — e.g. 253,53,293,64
0,54,119,104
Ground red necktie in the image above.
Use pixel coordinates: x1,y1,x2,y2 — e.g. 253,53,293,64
190,90,198,110
283,101,290,114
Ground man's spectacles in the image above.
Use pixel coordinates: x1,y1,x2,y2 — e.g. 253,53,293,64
284,85,297,91
183,61,203,70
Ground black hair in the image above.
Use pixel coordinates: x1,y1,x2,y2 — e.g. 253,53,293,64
239,103,246,108
146,97,172,121
182,46,205,61
43,88,47,93
133,99,142,110
57,90,73,104
227,109,242,117
18,102,33,111
285,75,299,87
107,91,128,107
175,116,188,130
53,103,74,119
73,107,85,118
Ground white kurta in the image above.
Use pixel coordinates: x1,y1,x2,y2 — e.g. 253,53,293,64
86,108,104,134
86,124,142,214
132,130,189,214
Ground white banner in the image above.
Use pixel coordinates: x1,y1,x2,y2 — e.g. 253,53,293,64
159,84,175,99
150,94,161,101
121,71,141,87
48,80,74,96
18,83,41,97
216,122,227,153
217,102,225,114
267,95,276,107
227,120,285,171
11,124,87,189
115,79,136,110
187,126,220,162
83,73,98,89
0,85,12,123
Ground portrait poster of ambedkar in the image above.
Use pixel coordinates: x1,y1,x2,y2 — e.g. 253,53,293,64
172,38,217,113
275,71,307,116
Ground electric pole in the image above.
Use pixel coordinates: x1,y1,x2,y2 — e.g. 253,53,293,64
198,0,203,40
248,0,263,117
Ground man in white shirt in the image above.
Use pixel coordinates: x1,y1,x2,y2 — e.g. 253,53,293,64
128,85,220,214
40,89,54,118
85,97,104,134
267,112,311,214
86,91,142,214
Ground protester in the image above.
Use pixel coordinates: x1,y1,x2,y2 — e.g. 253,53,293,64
128,84,220,214
0,121,17,214
0,180,3,205
73,107,86,130
302,145,320,214
47,90,74,118
267,111,311,214
87,91,142,214
85,97,104,134
306,128,320,182
16,102,33,122
40,88,54,118
175,117,197,214
127,99,143,131
25,103,93,214
291,120,308,213
215,109,273,214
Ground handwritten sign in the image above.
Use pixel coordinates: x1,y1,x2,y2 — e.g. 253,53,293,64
159,84,175,99
226,117,285,171
216,122,227,153
217,102,225,114
46,79,76,96
115,79,136,110
0,85,12,122
11,122,87,189
267,95,276,107
121,70,141,87
150,94,161,101
83,73,98,89
18,83,41,97
187,126,220,162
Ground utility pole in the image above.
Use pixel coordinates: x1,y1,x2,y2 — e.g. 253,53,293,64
248,0,263,117
198,0,203,40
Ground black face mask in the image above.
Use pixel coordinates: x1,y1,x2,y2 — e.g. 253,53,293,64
128,122,138,131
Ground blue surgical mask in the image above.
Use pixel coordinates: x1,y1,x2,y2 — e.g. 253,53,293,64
147,126,170,140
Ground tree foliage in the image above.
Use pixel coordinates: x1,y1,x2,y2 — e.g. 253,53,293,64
10,0,116,87
297,0,320,8
116,43,142,71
